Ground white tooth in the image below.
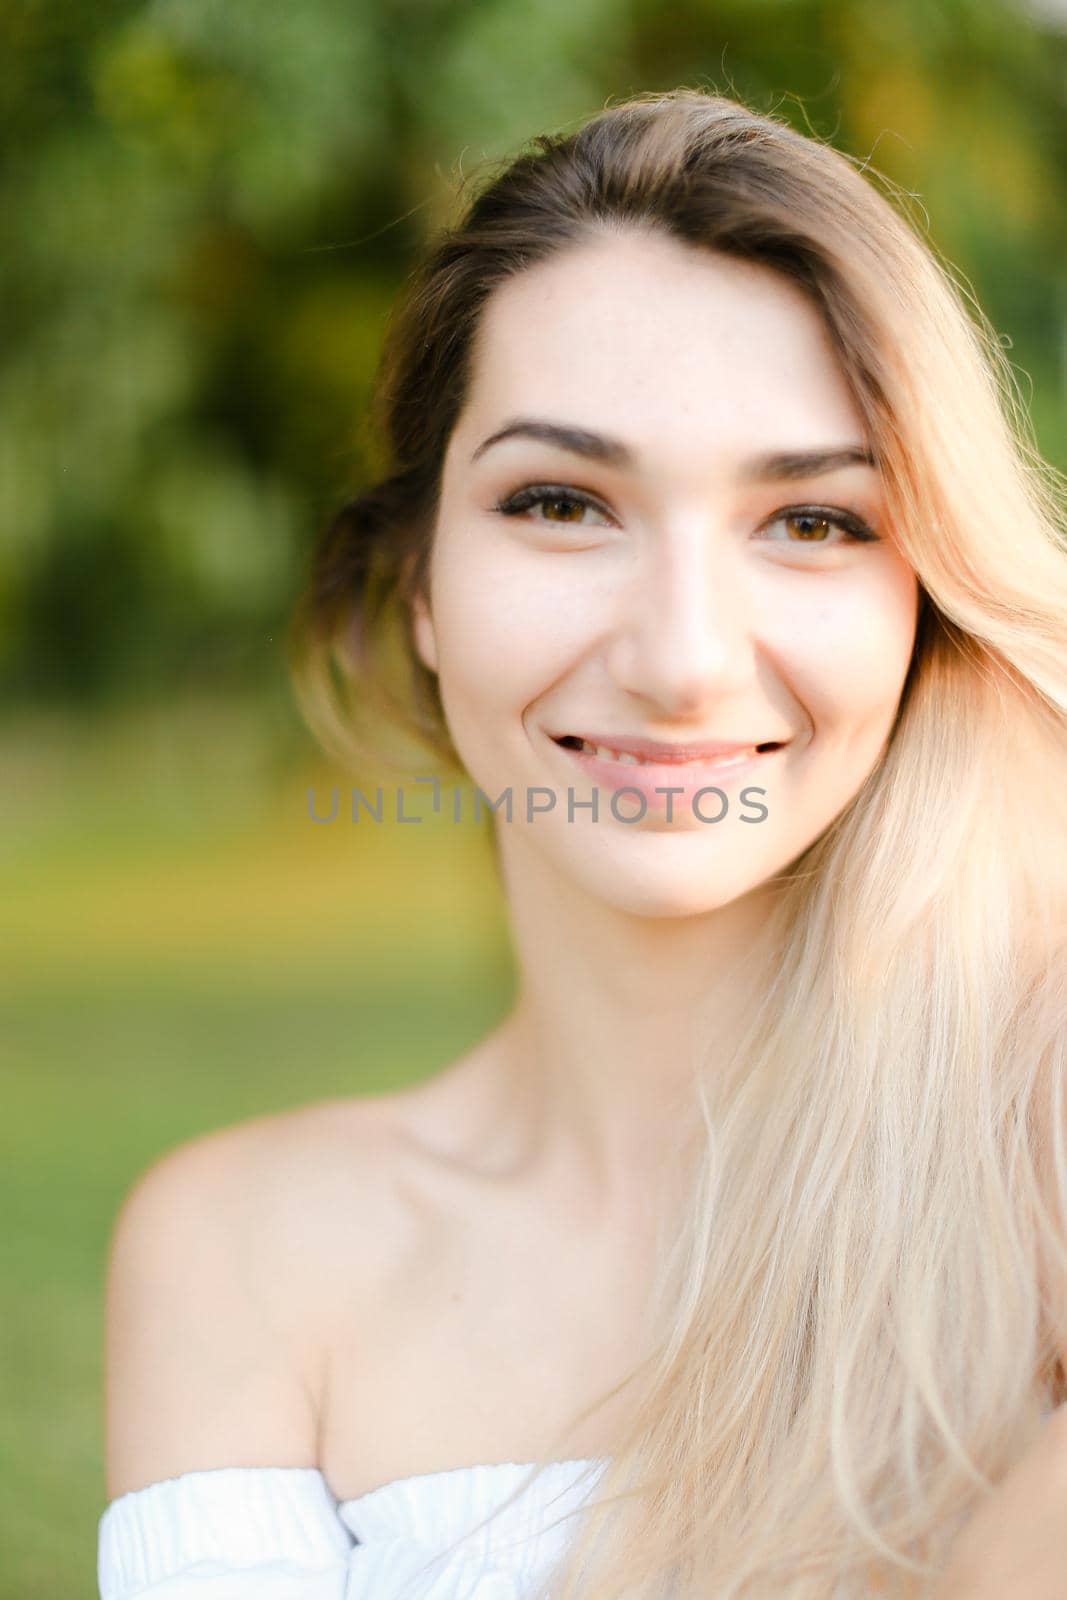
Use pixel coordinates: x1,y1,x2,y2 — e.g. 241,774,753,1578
578,742,760,766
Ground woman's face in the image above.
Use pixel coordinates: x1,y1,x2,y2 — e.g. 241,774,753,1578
412,229,920,916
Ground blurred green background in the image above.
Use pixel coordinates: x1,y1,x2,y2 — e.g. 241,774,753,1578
3,1,1066,1593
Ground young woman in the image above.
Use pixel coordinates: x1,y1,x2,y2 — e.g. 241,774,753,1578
98,88,1067,1599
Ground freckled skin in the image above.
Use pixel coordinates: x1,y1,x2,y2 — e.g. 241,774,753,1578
412,230,919,919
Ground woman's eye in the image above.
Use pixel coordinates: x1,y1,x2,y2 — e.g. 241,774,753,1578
493,484,613,528
758,506,881,546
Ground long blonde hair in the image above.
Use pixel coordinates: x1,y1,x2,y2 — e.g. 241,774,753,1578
287,87,1067,1598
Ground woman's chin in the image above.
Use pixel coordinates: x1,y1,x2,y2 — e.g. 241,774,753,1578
563,851,772,919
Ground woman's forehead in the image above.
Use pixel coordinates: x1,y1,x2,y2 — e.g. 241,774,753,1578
455,236,868,487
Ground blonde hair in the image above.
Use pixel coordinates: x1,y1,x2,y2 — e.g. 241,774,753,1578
287,88,1067,1597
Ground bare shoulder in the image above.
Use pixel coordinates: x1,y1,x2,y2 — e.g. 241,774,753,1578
102,1094,407,1502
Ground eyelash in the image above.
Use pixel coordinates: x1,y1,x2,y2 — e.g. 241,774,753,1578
491,483,881,546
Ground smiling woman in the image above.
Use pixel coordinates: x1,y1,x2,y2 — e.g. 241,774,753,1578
99,88,1067,1600
403,236,921,899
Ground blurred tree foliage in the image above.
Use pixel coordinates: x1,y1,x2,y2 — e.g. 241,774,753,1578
2,0,1065,708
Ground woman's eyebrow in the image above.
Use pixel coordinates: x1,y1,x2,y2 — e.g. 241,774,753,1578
470,416,877,481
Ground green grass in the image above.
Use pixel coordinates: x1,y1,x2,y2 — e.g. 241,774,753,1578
0,695,515,1597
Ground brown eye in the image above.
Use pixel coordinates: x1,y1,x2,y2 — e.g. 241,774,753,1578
540,494,590,523
758,505,880,547
494,484,614,529
785,512,833,542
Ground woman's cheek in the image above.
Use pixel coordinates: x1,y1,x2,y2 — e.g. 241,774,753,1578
438,541,596,687
784,569,916,710
424,562,538,751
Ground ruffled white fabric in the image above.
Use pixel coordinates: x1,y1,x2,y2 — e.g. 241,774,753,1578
98,1458,608,1599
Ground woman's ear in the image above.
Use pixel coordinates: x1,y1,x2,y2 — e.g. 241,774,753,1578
401,553,438,675
411,587,438,675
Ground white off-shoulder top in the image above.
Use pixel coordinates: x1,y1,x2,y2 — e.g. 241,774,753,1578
98,1457,610,1599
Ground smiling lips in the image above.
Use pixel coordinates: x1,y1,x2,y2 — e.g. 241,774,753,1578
551,731,786,808
552,731,785,767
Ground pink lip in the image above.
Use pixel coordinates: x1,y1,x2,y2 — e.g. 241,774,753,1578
552,731,782,762
554,739,781,810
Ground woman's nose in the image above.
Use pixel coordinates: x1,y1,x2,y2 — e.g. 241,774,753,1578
605,525,755,716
